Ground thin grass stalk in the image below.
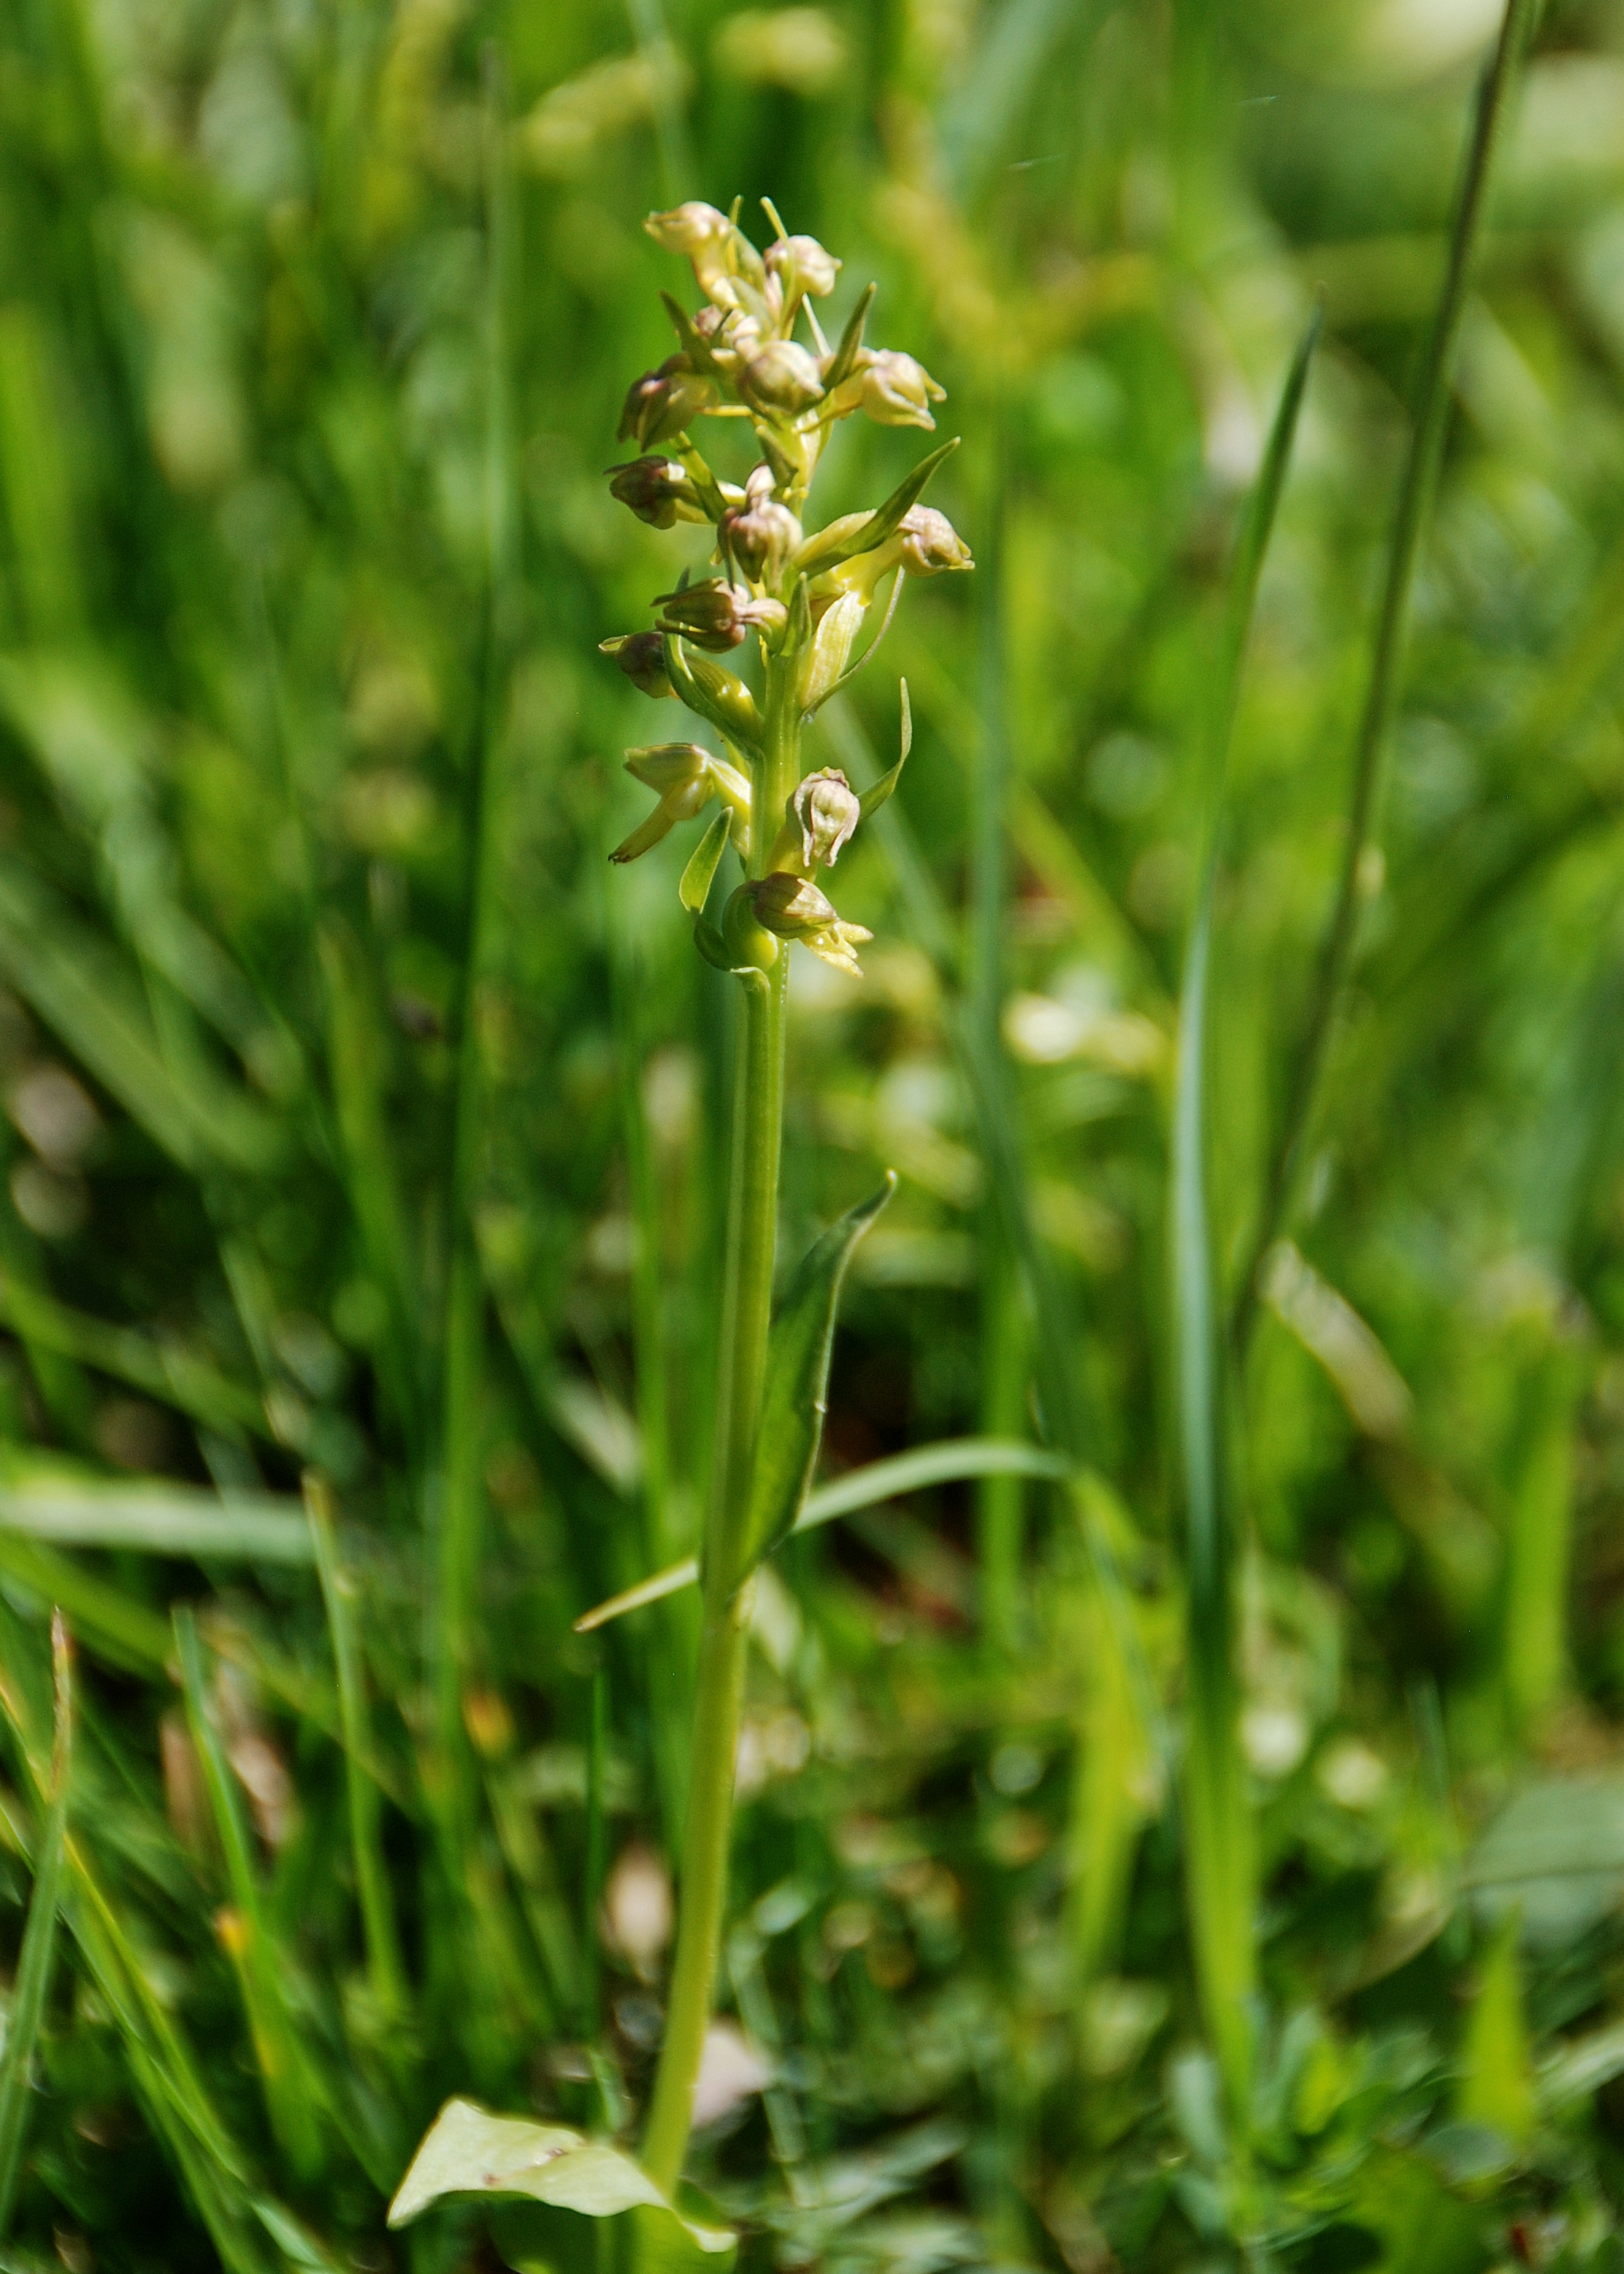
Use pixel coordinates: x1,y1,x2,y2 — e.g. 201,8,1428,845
1233,0,1539,1350
434,41,516,1780
968,428,1025,1650
1501,1322,1586,1735
640,654,795,2196
610,921,691,1843
304,1474,407,2026
1173,307,1320,2113
173,1608,325,2178
583,1661,609,2044
0,1611,70,2237
978,1251,1028,1652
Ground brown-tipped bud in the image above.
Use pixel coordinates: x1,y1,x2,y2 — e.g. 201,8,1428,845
600,631,678,699
655,578,788,652
607,456,707,529
720,467,803,582
740,340,824,416
791,769,862,868
741,872,873,976
765,234,841,303
617,356,719,449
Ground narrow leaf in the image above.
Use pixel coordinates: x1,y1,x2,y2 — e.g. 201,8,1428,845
716,1176,895,1595
0,1466,309,1563
679,811,731,916
387,2097,732,2251
822,280,876,391
0,1612,71,2237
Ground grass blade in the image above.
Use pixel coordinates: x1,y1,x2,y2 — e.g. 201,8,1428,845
0,1611,71,2237
305,1474,407,2026
173,1607,325,2178
1233,0,1539,1346
1171,304,1320,2113
0,1272,268,1440
0,1469,307,1562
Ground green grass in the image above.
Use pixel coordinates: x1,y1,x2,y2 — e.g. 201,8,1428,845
2,0,1624,2269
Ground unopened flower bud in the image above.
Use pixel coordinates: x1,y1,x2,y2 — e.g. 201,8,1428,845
720,467,802,581
740,340,824,417
765,234,841,303
607,456,707,529
858,350,946,431
789,770,861,868
741,873,873,976
600,631,677,699
645,202,767,313
618,355,719,449
656,578,788,653
681,649,764,747
816,504,976,605
895,504,973,575
611,743,751,865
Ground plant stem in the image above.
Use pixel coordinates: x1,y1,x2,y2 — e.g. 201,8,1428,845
641,651,795,2194
1233,0,1535,1352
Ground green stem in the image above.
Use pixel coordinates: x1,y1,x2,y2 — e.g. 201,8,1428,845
641,653,795,2194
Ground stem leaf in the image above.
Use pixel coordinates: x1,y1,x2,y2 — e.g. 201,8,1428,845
388,2097,733,2251
717,1174,896,1596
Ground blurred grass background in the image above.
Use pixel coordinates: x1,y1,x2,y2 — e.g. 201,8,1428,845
6,0,1624,2267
